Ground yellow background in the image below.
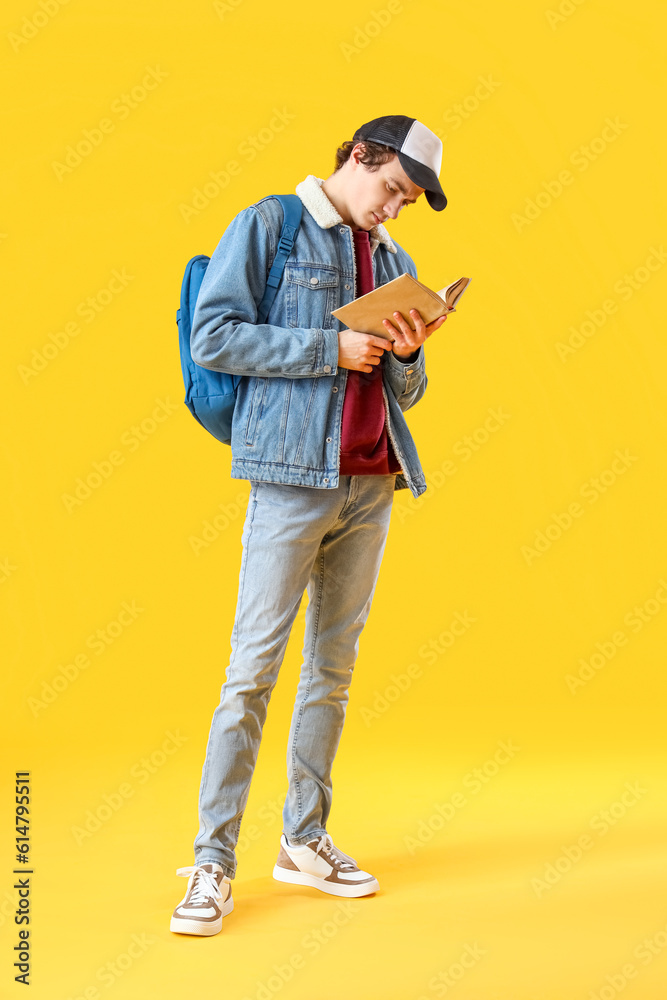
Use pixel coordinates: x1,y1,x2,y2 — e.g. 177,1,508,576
2,0,667,996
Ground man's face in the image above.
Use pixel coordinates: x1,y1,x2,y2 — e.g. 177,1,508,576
346,146,425,231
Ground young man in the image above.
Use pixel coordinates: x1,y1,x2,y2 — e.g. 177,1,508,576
171,115,448,936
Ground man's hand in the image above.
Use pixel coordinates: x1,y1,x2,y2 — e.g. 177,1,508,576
382,308,448,359
338,329,392,374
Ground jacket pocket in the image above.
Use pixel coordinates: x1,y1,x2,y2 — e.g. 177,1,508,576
244,377,268,446
284,263,338,330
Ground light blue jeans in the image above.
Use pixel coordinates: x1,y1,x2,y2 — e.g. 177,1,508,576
193,474,396,879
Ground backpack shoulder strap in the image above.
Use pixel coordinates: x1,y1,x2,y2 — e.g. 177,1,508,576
256,194,302,325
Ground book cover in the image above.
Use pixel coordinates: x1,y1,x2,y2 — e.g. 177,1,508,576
331,273,471,339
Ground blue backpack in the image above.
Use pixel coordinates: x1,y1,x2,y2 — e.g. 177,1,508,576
177,194,302,445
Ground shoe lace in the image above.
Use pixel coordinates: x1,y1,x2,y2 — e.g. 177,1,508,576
176,865,222,905
315,833,356,870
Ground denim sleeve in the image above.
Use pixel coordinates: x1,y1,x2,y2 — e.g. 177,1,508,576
190,205,340,378
383,344,427,412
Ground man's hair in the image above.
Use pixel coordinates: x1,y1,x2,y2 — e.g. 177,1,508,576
334,139,396,172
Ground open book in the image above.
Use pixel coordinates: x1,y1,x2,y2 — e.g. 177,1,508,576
331,273,471,340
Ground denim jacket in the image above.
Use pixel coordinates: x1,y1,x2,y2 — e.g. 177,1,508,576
190,174,428,497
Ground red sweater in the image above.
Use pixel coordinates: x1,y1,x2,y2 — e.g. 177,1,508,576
339,228,401,475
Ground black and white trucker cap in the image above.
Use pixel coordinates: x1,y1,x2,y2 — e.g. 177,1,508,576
352,115,447,211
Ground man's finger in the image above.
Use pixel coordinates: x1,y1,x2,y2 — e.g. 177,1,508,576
391,310,413,332
427,314,448,331
409,308,425,328
365,334,393,349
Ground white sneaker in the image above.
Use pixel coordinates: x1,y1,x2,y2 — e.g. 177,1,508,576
170,862,233,936
273,833,380,897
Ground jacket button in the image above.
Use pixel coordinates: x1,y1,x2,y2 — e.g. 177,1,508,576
344,283,351,290
332,386,338,393
339,228,345,234
323,364,332,374
310,277,319,284
326,437,332,443
324,477,329,483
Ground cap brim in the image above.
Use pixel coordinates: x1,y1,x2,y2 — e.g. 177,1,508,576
397,150,447,211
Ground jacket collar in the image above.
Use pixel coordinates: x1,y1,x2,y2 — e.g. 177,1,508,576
295,174,397,255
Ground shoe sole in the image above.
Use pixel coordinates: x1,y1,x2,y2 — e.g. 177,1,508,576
272,865,379,897
170,895,234,936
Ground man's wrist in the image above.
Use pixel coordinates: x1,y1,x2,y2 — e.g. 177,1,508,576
392,347,420,364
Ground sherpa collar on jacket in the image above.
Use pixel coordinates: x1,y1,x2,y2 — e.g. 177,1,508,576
295,174,397,255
